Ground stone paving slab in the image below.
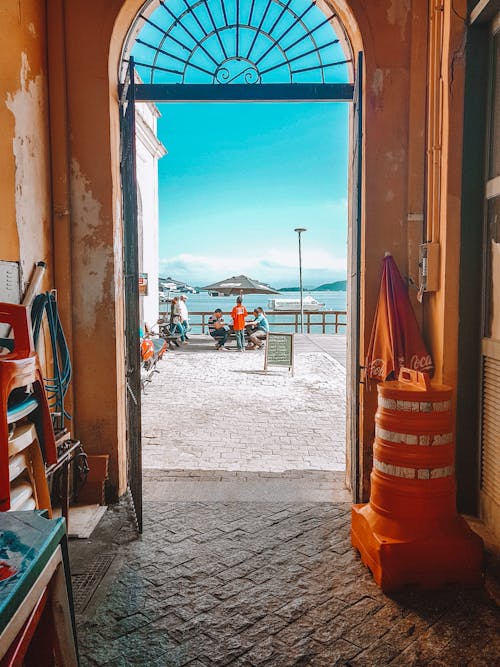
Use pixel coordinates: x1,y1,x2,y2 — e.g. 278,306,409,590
293,335,347,369
73,499,500,667
141,335,346,475
143,470,350,502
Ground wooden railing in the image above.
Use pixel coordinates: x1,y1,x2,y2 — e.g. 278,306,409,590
183,310,347,334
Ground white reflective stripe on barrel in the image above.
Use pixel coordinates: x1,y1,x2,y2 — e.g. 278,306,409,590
375,426,453,446
374,458,453,479
378,397,451,413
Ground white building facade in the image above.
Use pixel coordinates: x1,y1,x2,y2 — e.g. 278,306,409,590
135,101,166,329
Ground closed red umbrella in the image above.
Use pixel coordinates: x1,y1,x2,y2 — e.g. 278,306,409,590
366,253,433,383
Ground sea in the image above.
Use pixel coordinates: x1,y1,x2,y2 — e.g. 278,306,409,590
160,290,347,335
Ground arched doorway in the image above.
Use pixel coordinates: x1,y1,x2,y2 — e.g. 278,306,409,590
118,0,363,529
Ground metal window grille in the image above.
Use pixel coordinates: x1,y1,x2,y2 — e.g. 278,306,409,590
121,0,352,86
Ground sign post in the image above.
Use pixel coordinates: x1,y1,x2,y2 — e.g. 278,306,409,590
138,273,148,296
264,332,294,375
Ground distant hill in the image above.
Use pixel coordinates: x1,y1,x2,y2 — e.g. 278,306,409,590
314,280,347,291
278,281,347,292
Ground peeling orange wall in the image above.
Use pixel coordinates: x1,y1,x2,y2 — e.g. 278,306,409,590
337,2,464,497
60,0,128,497
424,1,467,392
0,0,52,292
340,0,427,496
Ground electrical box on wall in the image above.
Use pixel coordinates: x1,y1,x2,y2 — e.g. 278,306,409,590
0,261,21,339
0,261,21,304
418,242,440,293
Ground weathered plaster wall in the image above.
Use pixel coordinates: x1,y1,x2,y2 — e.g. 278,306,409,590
333,0,427,496
0,0,52,292
424,2,467,392
333,1,465,499
62,0,130,497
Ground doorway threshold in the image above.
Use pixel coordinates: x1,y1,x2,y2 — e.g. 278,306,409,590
143,468,350,502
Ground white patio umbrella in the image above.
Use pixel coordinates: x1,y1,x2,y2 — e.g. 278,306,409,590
200,275,281,295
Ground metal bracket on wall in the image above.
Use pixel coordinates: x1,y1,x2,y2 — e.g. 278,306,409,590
417,242,440,302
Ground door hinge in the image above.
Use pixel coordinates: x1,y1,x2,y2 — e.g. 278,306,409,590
127,381,138,406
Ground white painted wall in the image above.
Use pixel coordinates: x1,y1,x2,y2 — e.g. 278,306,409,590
135,102,166,330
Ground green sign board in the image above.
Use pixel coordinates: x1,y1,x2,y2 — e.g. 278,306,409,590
264,332,294,374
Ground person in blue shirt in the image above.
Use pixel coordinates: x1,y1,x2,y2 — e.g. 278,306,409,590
247,307,269,349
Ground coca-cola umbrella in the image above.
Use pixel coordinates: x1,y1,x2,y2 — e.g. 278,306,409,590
365,253,433,384
200,275,281,295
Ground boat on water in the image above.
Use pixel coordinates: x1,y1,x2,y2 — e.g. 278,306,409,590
159,287,199,303
267,295,325,311
159,277,198,297
159,291,180,303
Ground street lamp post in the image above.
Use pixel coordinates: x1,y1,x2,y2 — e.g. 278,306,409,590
294,227,307,334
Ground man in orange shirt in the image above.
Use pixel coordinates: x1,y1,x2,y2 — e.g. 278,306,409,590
231,296,248,352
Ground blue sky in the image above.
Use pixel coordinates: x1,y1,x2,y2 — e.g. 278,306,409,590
157,102,348,288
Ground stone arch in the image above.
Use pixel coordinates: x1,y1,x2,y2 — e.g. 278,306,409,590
107,0,367,498
62,0,419,499
111,1,366,83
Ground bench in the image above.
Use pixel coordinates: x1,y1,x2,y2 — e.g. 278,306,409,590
158,329,182,349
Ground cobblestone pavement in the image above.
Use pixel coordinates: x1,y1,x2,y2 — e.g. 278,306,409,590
141,335,346,474
74,500,500,667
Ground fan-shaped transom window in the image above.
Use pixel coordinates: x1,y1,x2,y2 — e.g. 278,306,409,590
121,0,353,86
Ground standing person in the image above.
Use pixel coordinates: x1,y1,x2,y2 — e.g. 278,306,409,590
231,295,248,352
178,295,190,340
208,308,229,350
169,296,178,324
247,306,269,349
169,296,186,343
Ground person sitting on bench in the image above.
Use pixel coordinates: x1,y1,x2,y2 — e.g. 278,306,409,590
157,313,181,348
208,309,229,350
246,307,269,349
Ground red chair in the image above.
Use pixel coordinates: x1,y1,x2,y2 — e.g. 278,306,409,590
0,303,57,511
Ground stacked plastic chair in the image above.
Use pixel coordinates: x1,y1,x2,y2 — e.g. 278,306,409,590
8,422,52,515
0,303,57,511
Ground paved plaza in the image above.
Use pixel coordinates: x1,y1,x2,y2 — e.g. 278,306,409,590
73,500,500,667
141,335,347,501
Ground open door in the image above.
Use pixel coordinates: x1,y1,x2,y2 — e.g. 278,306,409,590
349,52,363,503
120,58,143,531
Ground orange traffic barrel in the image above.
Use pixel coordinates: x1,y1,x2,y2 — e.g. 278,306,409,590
373,368,455,522
351,368,483,591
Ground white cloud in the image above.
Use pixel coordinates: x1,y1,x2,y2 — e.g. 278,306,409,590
159,247,347,287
